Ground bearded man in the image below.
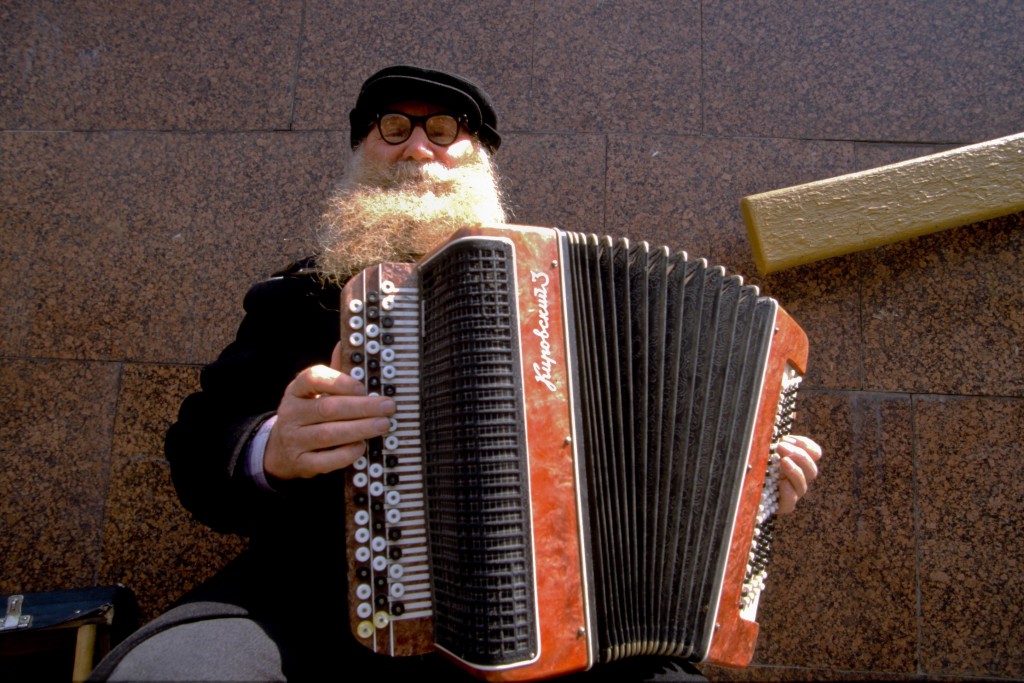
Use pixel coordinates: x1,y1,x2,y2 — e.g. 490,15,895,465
90,66,820,682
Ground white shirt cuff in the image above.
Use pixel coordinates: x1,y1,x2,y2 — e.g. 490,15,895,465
244,415,278,493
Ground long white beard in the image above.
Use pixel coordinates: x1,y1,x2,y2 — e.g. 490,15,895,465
316,145,507,284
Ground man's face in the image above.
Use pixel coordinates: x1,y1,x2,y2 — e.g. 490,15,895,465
360,101,477,167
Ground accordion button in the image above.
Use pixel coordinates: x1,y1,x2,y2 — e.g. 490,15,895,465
390,583,405,598
372,556,388,572
369,481,384,497
365,323,380,338
348,299,364,314
366,340,381,354
367,358,380,371
348,332,364,347
353,456,367,471
350,367,365,382
381,295,395,311
380,281,396,294
355,547,370,562
386,490,401,505
371,536,387,552
382,333,395,345
368,463,384,478
381,316,394,328
381,348,396,362
356,584,372,600
366,306,379,320
347,315,364,330
391,603,405,616
352,472,368,488
384,436,399,450
388,528,402,541
357,604,372,621
354,528,370,544
350,352,364,364
386,508,401,524
389,547,402,560
354,510,369,525
356,620,374,638
382,365,396,379
374,611,390,628
383,385,396,396
388,563,404,580
366,291,379,304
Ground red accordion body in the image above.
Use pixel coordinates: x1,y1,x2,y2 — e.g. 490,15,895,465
339,225,808,681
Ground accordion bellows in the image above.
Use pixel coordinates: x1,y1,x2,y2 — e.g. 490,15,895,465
340,225,808,681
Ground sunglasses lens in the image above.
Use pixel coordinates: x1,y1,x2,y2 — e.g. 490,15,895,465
424,115,459,145
378,113,412,143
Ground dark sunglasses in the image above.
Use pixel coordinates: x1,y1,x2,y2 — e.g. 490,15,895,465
374,111,466,146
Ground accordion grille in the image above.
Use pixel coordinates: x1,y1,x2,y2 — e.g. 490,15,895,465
419,239,538,665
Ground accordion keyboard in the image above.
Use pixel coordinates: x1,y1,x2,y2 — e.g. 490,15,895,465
343,268,435,651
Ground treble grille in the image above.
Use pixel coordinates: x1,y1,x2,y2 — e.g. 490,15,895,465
418,238,537,665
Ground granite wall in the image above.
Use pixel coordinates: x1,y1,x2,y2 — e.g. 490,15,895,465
1,1,1021,680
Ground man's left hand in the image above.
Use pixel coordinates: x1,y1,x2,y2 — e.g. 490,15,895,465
776,435,822,514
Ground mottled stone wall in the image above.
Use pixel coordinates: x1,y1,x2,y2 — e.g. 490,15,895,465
1,2,1021,680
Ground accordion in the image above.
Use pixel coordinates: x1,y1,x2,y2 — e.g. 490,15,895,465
339,225,807,681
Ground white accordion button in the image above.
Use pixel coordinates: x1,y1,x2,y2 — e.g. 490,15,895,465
348,332,364,347
389,582,405,598
386,508,401,524
357,603,372,620
371,536,387,552
388,563,404,580
355,546,370,562
356,584,372,600
356,620,374,638
354,510,370,525
350,366,365,382
384,435,400,451
380,280,396,294
354,528,370,544
369,481,384,497
382,365,396,379
381,348,396,362
372,555,388,572
386,490,401,506
365,339,381,354
365,323,380,338
368,463,384,479
348,299,364,314
353,456,367,471
352,472,368,488
348,315,364,330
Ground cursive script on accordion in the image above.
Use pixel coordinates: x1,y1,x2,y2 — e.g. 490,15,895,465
339,224,808,681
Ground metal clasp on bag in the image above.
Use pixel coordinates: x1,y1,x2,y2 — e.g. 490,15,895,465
1,594,32,631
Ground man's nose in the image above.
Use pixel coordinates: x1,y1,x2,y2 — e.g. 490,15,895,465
401,126,436,162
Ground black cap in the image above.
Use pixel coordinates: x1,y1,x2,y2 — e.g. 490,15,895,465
349,65,501,153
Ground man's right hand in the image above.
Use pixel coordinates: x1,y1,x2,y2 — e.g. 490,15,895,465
263,343,395,482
